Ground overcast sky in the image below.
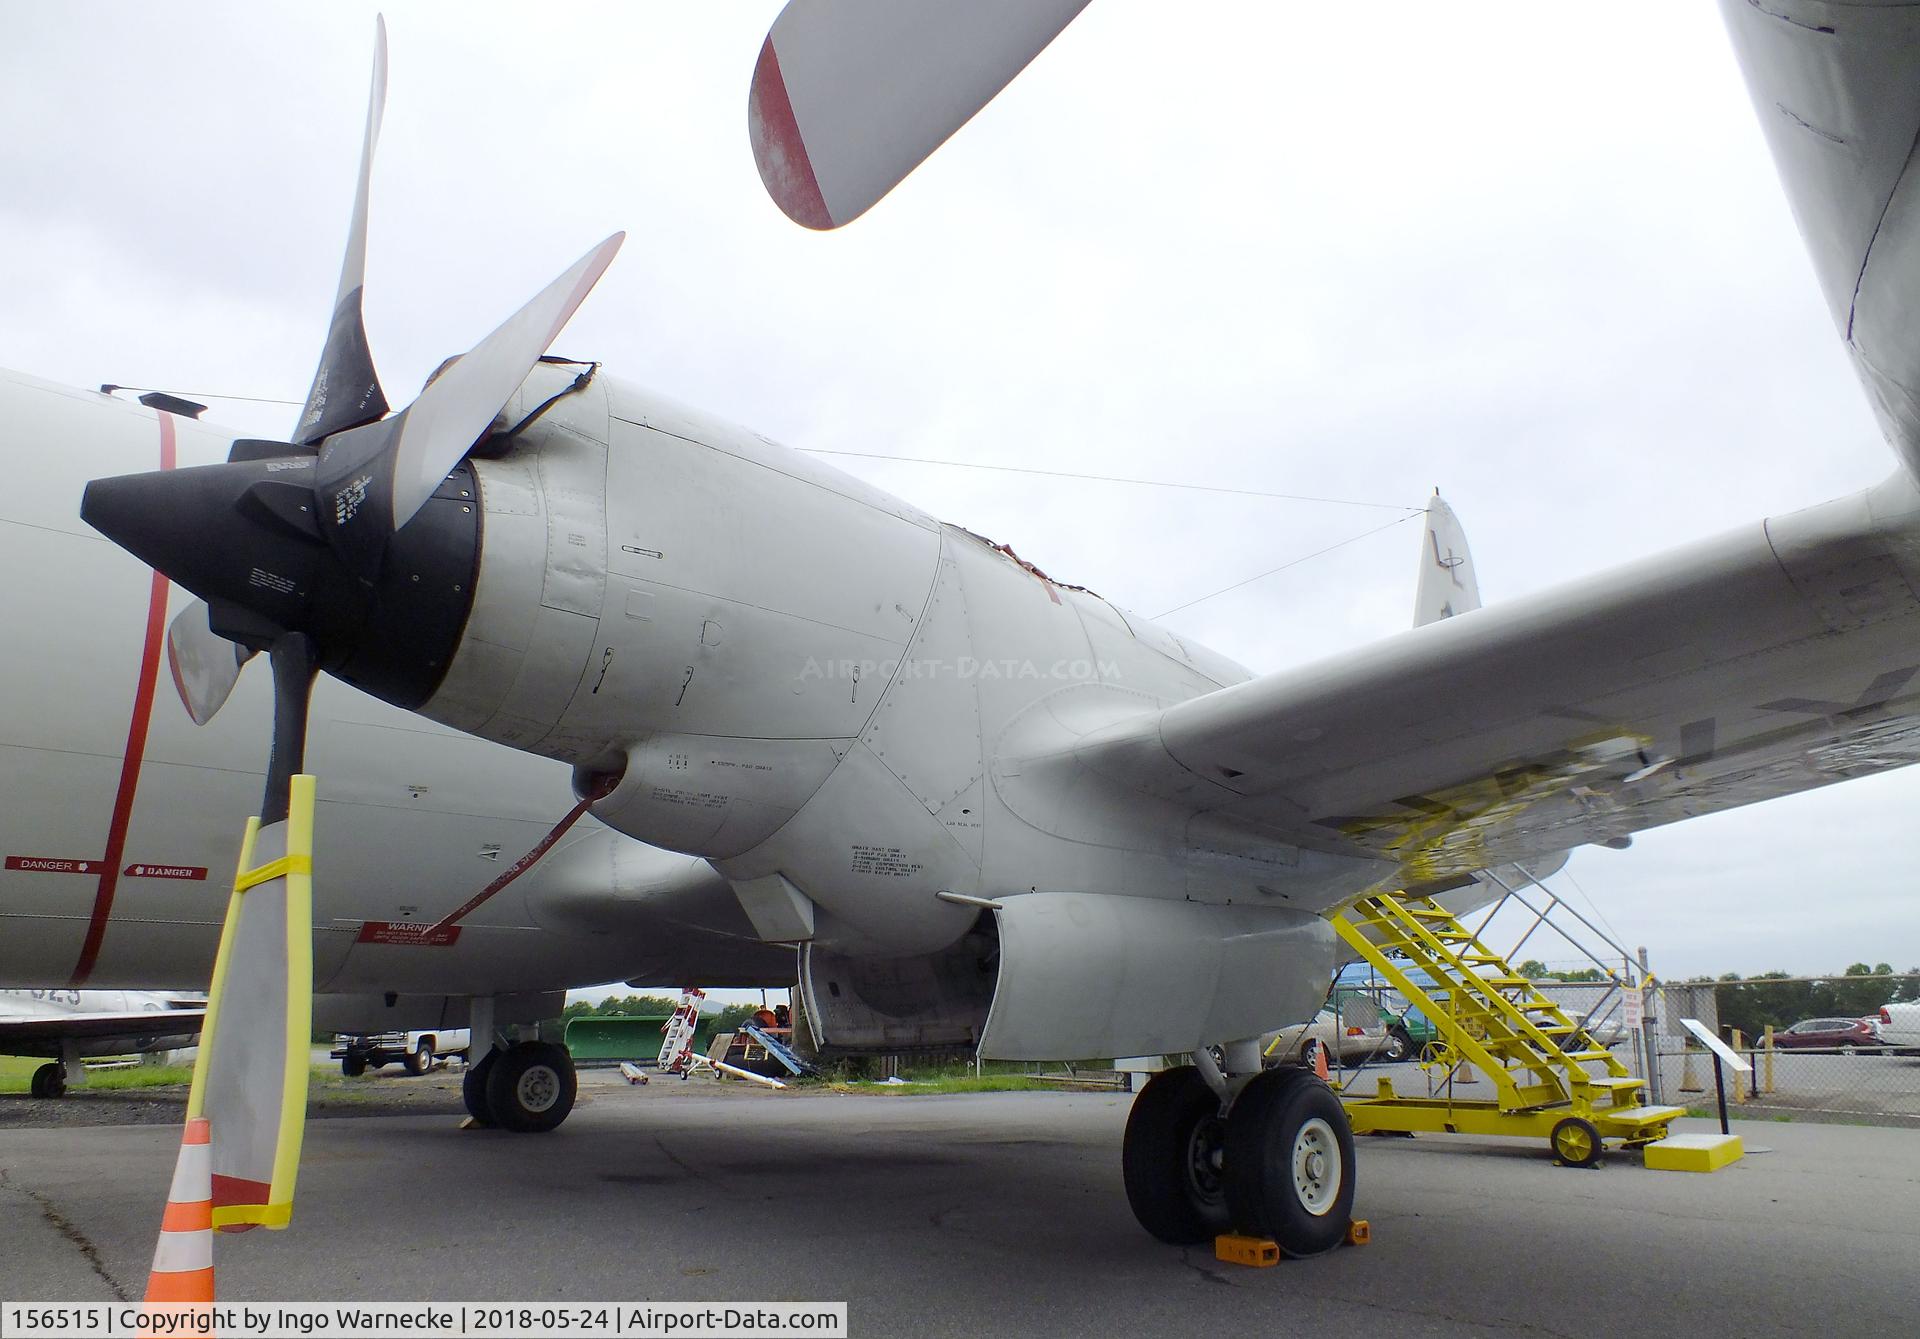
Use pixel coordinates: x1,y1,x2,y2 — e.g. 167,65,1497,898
2,3,1914,983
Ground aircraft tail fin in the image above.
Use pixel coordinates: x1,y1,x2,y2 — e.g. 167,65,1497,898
1414,490,1480,626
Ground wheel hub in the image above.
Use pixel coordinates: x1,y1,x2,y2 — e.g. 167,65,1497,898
1185,1114,1227,1205
1291,1116,1341,1216
517,1065,560,1113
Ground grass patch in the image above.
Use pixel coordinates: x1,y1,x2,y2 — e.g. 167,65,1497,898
0,1059,194,1094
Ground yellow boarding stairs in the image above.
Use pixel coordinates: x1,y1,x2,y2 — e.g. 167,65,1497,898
1327,890,1685,1166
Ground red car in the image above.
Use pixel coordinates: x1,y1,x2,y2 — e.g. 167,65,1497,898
1772,1017,1884,1051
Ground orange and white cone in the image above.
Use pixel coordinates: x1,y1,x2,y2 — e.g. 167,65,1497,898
1313,1040,1332,1082
142,1117,214,1335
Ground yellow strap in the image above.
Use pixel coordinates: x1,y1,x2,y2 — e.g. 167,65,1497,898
236,854,313,892
211,1202,293,1230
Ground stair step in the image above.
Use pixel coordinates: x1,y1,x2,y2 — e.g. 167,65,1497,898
1595,1104,1685,1126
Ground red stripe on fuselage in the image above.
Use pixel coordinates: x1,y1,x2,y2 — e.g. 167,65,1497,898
69,412,177,986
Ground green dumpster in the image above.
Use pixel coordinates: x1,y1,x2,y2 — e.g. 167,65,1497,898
564,1014,714,1066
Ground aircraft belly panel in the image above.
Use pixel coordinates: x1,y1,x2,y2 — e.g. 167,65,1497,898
717,743,978,955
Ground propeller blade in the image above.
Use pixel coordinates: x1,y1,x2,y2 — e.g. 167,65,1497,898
262,633,317,821
749,0,1090,229
293,16,390,446
166,599,254,725
317,231,624,541
187,633,317,1231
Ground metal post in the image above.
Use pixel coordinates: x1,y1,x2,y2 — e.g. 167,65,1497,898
1711,1053,1730,1136
1638,946,1663,1105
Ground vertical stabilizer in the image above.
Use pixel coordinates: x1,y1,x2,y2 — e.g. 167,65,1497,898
1414,491,1479,626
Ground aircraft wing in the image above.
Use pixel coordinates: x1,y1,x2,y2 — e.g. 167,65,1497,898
0,1009,204,1051
1040,474,1920,897
1720,0,1920,480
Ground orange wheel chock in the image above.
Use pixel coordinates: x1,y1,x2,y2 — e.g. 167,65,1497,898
1346,1218,1372,1246
1214,1233,1281,1267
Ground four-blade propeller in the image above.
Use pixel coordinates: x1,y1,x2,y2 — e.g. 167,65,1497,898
79,17,623,1240
83,23,621,805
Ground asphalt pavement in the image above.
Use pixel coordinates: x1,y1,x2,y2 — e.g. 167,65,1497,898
1,1077,1913,1338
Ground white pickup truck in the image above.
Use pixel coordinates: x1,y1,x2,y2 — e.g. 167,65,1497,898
1875,1002,1920,1052
332,1028,470,1077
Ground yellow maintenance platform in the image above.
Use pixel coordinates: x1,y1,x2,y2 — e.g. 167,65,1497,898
1328,890,1685,1166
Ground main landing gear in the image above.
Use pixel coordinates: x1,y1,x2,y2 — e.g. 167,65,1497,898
1123,1062,1356,1257
462,1040,577,1134
30,1062,67,1099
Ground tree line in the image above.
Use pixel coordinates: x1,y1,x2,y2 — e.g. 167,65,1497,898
561,992,767,1034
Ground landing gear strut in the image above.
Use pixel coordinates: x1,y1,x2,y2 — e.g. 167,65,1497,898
1122,1060,1357,1257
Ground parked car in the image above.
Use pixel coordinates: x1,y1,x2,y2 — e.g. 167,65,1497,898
1264,1002,1392,1066
1874,1001,1920,1052
1771,1017,1883,1052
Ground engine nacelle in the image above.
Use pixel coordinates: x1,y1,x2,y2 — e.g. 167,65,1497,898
798,892,1338,1059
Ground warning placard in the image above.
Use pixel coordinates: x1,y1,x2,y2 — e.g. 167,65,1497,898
123,863,209,881
4,856,98,875
356,921,462,946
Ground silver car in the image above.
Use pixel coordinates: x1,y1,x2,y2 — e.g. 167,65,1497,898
1263,999,1392,1065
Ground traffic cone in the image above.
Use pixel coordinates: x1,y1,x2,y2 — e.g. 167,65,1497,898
142,1117,214,1335
1313,1040,1331,1082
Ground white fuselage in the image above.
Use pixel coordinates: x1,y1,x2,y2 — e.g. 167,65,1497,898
0,988,180,1020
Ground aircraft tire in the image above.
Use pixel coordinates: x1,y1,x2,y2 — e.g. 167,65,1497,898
1121,1065,1231,1244
485,1042,576,1134
1225,1067,1355,1256
30,1063,66,1099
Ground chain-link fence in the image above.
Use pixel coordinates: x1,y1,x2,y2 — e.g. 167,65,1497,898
1652,974,1920,1128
